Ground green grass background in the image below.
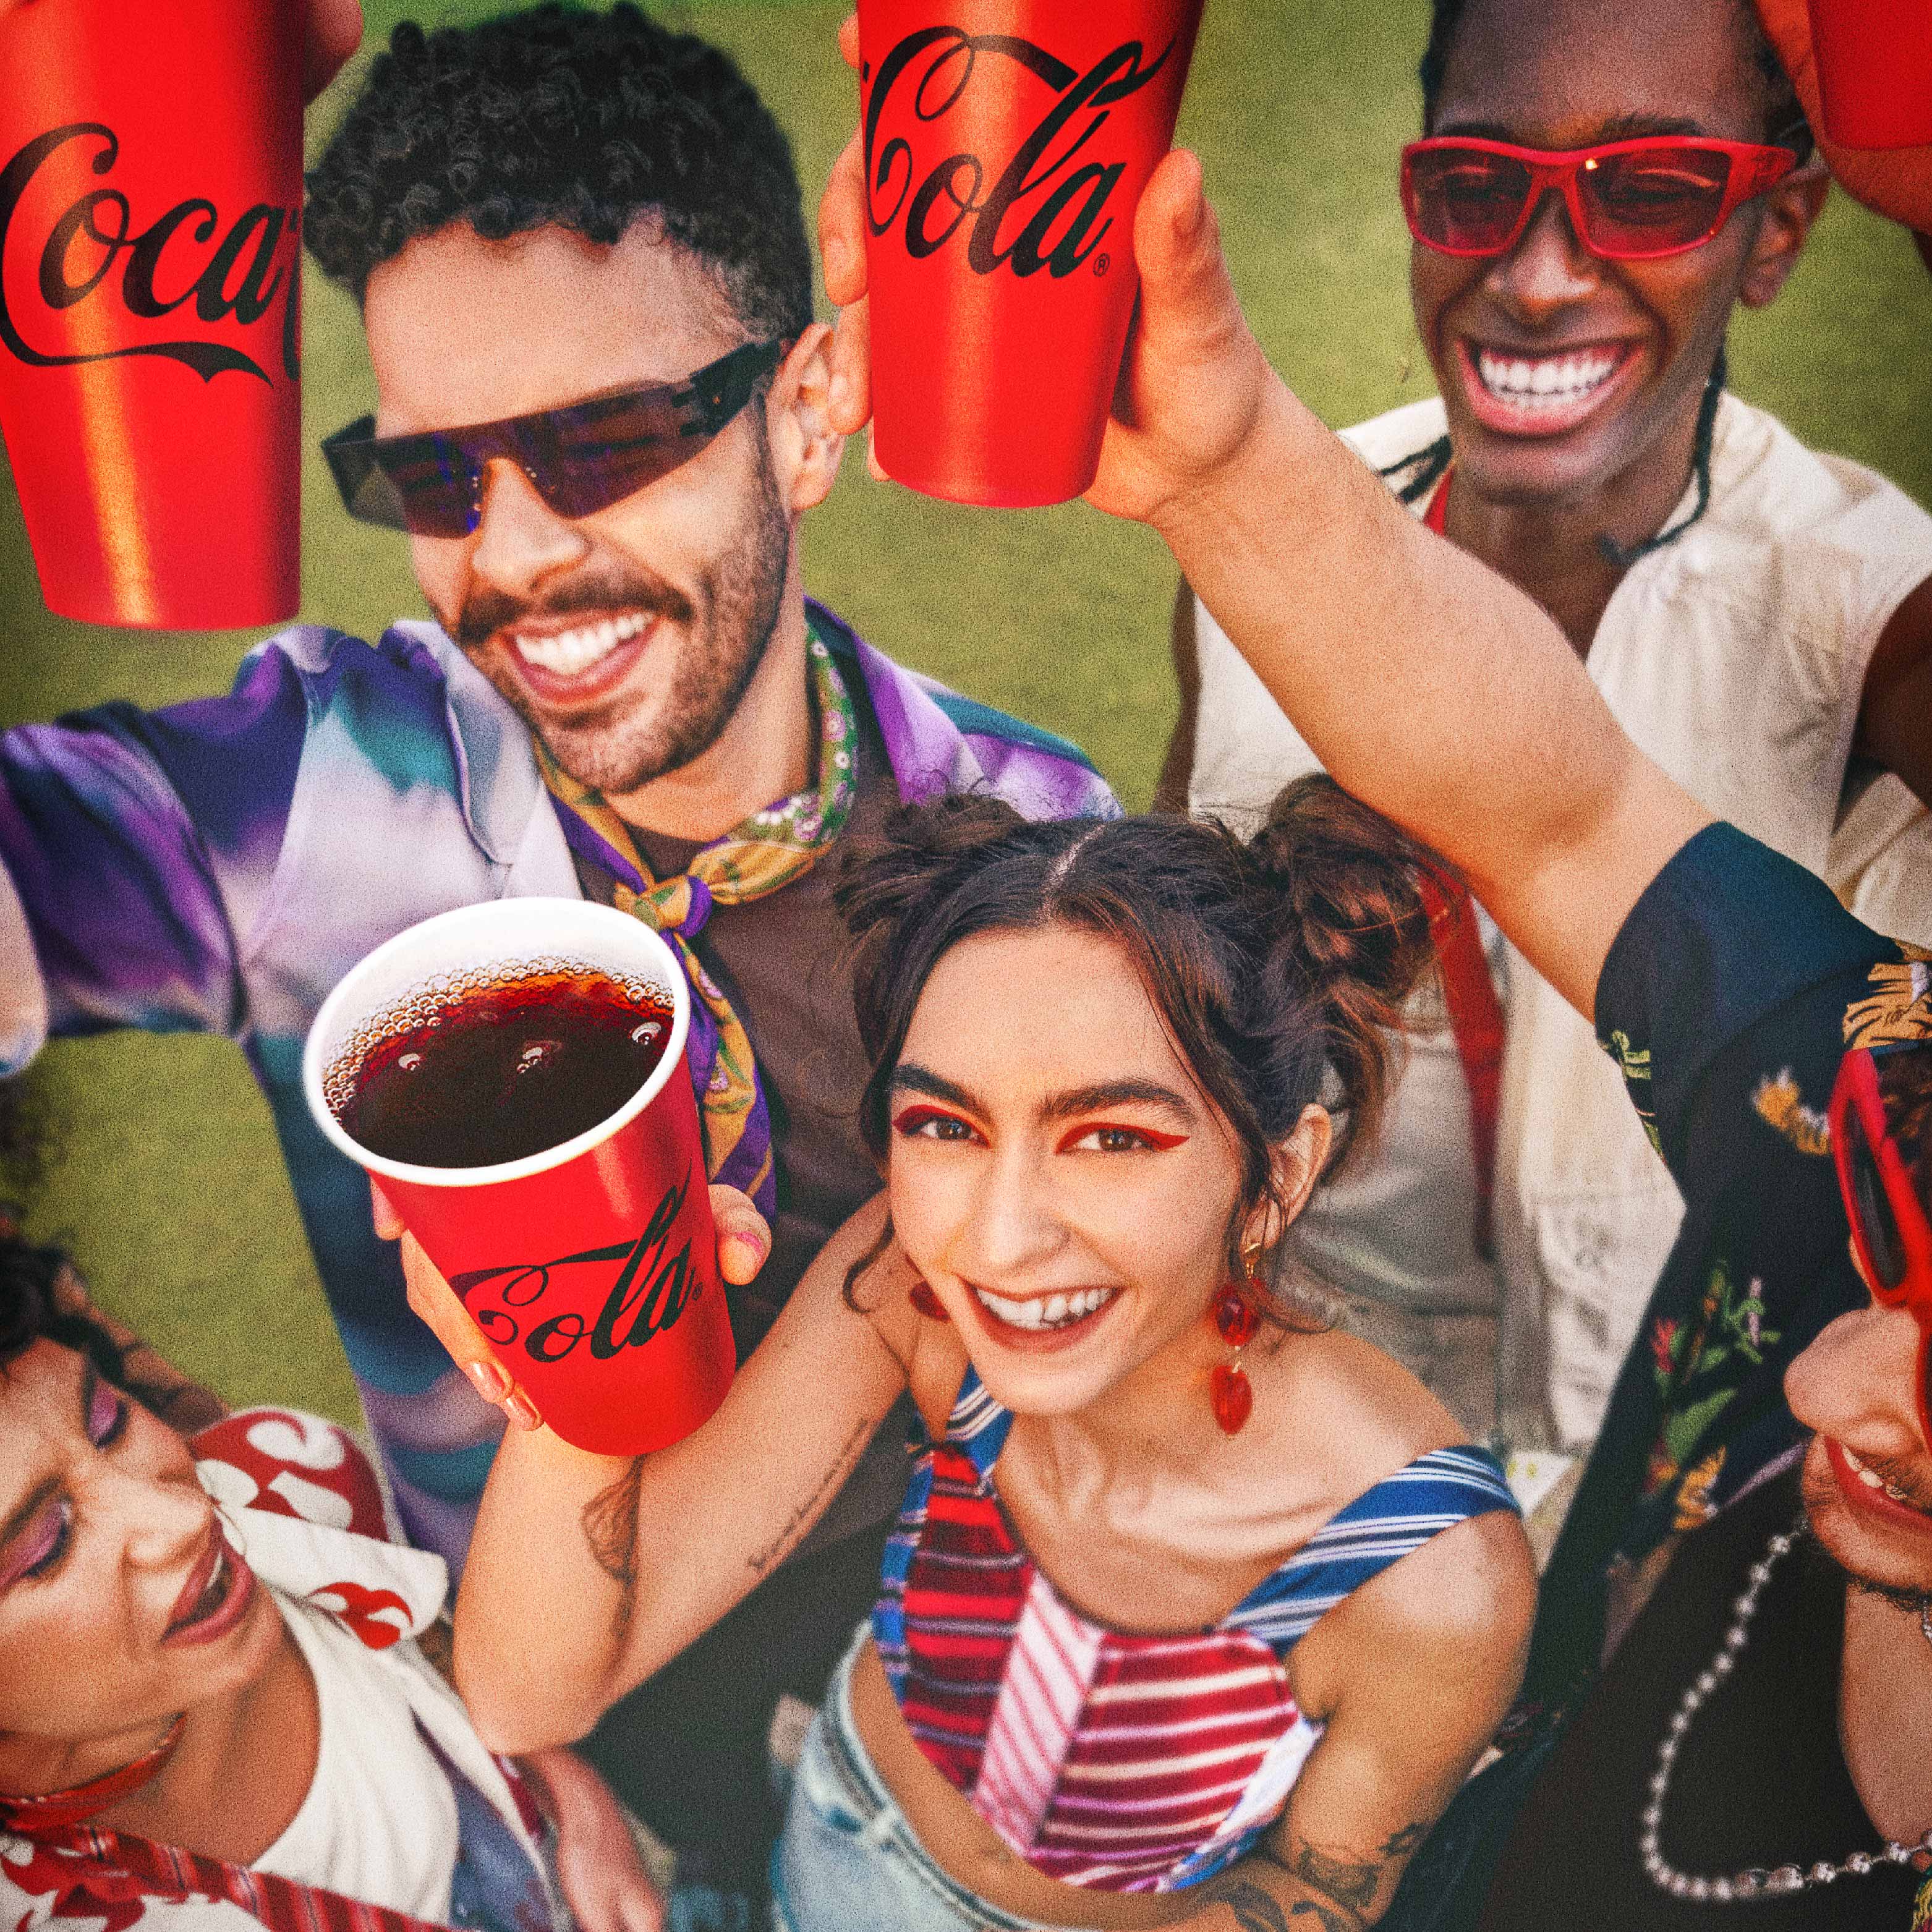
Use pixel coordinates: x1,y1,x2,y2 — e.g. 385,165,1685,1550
2,0,1928,1422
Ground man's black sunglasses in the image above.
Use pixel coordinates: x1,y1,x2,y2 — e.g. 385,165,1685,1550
320,338,789,539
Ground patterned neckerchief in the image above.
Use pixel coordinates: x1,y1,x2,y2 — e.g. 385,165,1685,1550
536,618,860,1214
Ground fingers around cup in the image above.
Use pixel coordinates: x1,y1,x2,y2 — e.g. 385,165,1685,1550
369,1175,407,1241
708,1183,772,1286
396,1228,543,1428
820,131,870,308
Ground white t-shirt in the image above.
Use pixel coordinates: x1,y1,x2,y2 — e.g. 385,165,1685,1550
254,1593,461,1923
1189,392,1932,1451
1,1410,558,1932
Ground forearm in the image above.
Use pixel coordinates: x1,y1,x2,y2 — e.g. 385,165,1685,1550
454,1423,648,1751
1149,378,1707,1012
453,1308,899,1750
1171,1827,1424,1932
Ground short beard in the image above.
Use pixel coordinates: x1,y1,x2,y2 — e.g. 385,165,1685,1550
454,424,793,801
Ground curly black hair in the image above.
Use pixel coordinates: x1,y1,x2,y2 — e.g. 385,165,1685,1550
0,1231,140,1390
1418,0,1814,160
304,3,813,343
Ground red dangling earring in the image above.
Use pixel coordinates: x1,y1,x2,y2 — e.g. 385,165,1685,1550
909,1276,950,1321
1209,1252,1263,1436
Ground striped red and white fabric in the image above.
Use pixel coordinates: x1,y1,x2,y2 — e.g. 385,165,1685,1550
872,1371,1517,1894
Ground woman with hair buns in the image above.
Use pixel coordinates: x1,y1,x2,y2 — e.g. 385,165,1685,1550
400,777,1535,1932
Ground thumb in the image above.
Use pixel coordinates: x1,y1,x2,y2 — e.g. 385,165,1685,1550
369,1175,406,1241
1129,149,1250,380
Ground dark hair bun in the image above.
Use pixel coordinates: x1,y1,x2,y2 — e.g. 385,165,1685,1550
1246,776,1444,1175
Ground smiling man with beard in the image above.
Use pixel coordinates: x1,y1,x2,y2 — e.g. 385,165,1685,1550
0,6,1113,1918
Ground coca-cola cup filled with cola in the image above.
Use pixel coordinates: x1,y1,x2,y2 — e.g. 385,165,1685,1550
857,0,1206,507
0,0,302,628
302,900,736,1458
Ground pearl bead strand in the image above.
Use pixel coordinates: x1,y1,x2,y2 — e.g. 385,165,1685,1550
1640,1523,1932,1904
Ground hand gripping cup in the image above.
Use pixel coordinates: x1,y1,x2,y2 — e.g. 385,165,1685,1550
304,901,734,1458
857,0,1206,507
1806,0,1932,149
0,0,303,628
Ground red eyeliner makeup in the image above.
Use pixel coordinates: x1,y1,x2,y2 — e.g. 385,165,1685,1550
1054,1122,1191,1154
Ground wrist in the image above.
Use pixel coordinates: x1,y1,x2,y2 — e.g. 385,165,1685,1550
1147,378,1317,558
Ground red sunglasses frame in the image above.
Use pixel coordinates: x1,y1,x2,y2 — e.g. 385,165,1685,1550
1399,134,1800,262
1828,1044,1932,1450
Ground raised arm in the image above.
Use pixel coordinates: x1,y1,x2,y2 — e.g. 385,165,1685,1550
430,1194,914,1753
819,59,1709,1018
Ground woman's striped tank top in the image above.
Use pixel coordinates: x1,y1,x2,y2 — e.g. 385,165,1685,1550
871,1369,1519,1894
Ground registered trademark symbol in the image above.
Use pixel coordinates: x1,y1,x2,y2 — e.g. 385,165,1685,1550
1093,252,1111,276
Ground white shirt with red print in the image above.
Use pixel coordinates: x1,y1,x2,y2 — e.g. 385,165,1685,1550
1,1408,561,1932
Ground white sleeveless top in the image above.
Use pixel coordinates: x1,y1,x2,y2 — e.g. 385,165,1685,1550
1189,392,1932,1452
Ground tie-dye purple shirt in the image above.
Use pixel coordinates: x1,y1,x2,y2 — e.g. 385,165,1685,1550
0,600,1115,1565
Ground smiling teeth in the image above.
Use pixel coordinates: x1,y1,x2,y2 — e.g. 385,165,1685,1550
1476,348,1620,407
184,1547,229,1625
974,1285,1117,1331
513,610,648,676
1842,1445,1911,1502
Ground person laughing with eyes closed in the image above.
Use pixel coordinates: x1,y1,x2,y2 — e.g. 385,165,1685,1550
399,780,1538,1932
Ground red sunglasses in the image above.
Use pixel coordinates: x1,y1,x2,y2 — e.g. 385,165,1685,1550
1829,1042,1932,1449
1400,135,1800,262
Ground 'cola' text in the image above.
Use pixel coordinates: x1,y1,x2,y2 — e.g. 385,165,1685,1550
449,1171,706,1368
864,28,1176,279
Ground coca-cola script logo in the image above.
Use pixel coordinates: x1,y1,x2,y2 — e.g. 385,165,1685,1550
449,1169,705,1368
0,123,299,384
864,28,1177,279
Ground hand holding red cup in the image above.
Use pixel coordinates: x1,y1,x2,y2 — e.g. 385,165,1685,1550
378,1178,770,1437
822,12,1277,534
849,0,1207,506
304,900,750,1458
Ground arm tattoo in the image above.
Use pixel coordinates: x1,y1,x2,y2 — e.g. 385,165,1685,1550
746,1413,877,1578
1291,1845,1381,1914
1194,1876,1293,1932
1287,1905,1358,1932
1380,1823,1428,1858
581,1456,645,1646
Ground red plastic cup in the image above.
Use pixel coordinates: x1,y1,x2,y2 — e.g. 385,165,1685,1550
302,900,735,1459
0,0,302,628
1807,0,1932,149
857,0,1206,507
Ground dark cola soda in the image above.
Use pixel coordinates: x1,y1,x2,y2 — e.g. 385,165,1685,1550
336,966,676,1170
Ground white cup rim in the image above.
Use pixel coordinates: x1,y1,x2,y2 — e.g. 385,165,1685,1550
300,899,692,1190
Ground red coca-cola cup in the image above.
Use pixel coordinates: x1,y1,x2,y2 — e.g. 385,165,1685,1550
857,0,1206,507
1806,0,1932,149
0,0,302,628
302,900,734,1459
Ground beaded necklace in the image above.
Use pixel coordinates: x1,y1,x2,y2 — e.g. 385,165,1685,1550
1640,1521,1932,1904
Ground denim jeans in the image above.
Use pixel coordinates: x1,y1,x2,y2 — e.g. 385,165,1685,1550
769,1630,1099,1932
